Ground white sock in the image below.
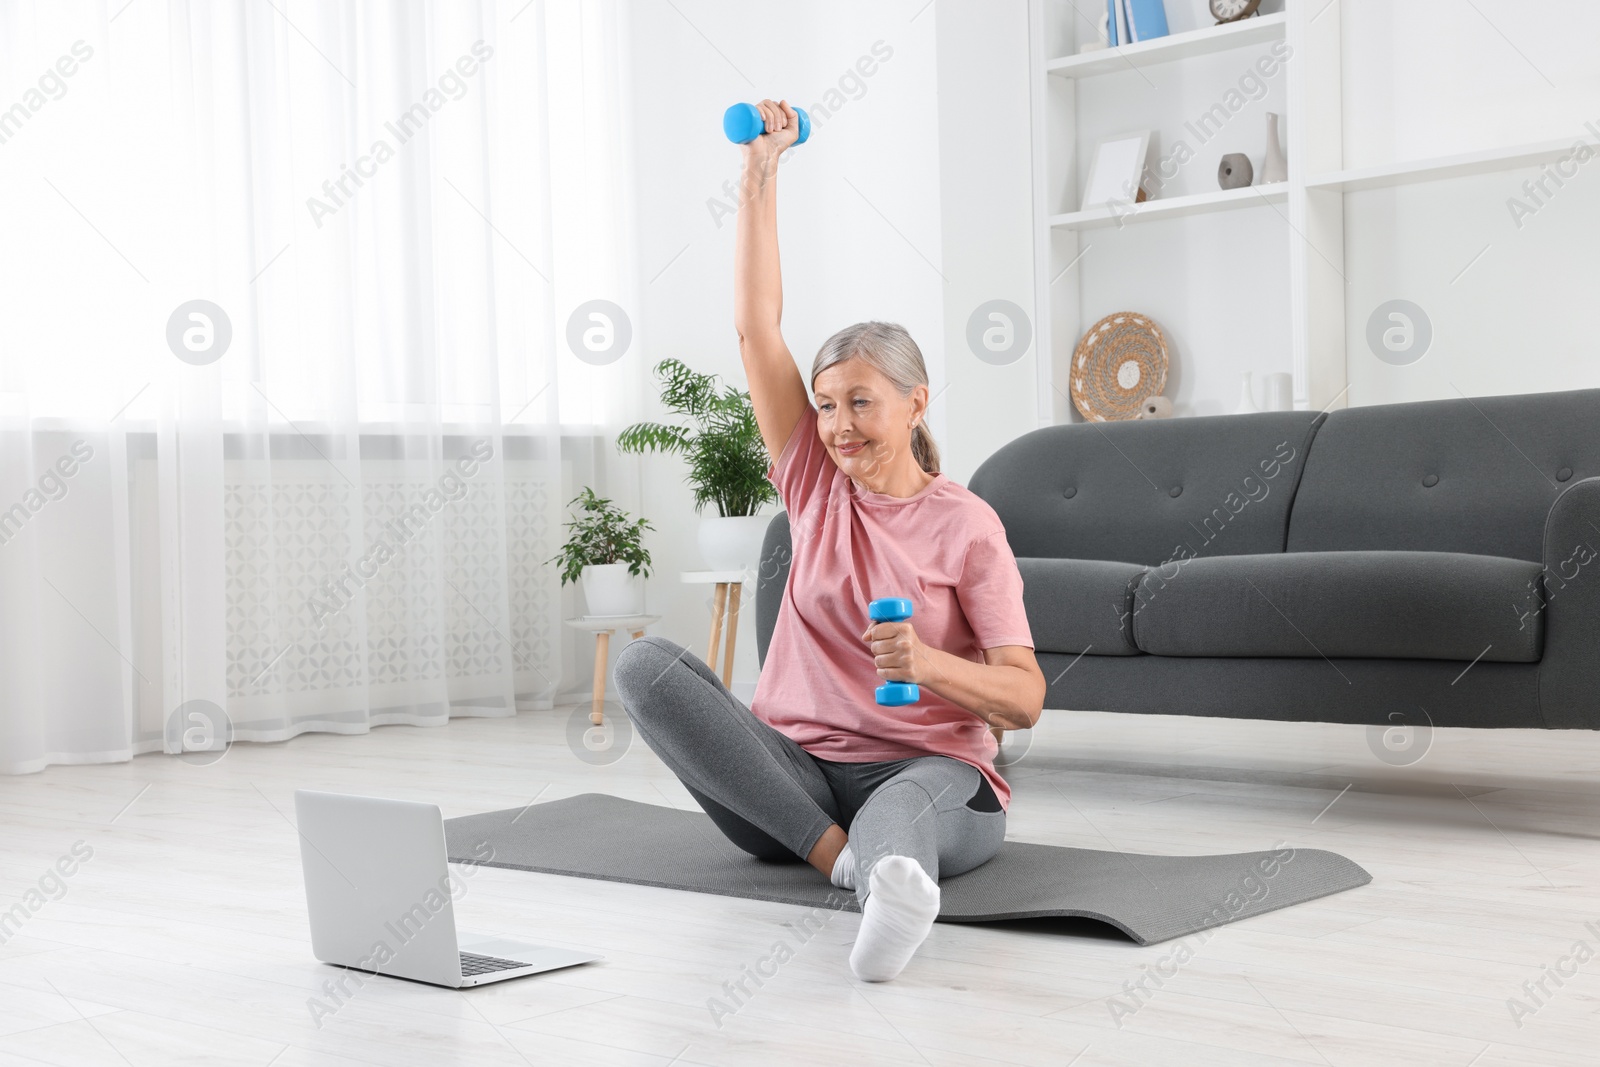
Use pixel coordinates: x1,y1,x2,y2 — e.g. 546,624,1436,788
830,843,856,891
848,855,940,982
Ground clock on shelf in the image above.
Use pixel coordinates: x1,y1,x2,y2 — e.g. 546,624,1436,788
1210,0,1261,24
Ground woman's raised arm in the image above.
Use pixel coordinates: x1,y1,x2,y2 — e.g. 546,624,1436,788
734,99,810,463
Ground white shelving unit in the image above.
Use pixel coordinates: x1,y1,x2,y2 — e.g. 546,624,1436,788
1030,1,1314,423
1031,0,1600,423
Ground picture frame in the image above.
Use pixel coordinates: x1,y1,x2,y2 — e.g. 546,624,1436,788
1080,130,1151,211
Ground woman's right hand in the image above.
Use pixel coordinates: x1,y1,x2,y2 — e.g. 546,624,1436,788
741,99,802,166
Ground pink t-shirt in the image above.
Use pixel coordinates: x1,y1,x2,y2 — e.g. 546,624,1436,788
749,406,1034,810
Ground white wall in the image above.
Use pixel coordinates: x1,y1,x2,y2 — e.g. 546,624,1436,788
934,0,1038,484
585,0,1035,700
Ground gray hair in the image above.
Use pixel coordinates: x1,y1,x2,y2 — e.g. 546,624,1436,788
810,321,940,474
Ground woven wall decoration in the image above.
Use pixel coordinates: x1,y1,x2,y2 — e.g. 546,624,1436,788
1070,312,1170,422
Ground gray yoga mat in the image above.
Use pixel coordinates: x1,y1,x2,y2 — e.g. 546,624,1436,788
444,793,1371,946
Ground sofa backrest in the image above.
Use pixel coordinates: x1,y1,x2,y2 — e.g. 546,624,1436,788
966,411,1324,566
1286,388,1600,562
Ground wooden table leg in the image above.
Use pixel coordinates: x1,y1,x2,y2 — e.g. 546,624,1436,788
591,630,611,726
720,582,742,688
706,583,728,675
991,726,1004,745
630,629,645,641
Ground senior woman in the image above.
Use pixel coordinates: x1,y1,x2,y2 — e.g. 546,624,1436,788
615,99,1044,982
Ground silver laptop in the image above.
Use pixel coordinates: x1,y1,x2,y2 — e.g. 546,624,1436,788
294,790,601,987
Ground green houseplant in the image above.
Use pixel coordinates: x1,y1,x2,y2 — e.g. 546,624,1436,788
617,358,777,571
550,487,652,616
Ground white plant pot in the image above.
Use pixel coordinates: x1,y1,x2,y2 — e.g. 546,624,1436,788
580,562,642,617
698,515,770,573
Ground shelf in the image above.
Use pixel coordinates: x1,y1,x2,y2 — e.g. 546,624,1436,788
1046,12,1285,79
1049,183,1288,230
1304,137,1590,192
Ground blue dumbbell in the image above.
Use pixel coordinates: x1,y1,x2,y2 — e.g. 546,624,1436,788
723,102,811,146
868,597,918,706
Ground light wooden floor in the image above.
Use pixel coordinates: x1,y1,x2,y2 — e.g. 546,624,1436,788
2,703,1598,1066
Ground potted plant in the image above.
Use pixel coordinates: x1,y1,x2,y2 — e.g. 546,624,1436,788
618,358,777,572
549,488,653,616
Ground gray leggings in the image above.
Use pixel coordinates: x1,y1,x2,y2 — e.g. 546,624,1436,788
613,636,1006,904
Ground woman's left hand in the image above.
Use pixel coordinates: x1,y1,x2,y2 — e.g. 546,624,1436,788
863,619,929,685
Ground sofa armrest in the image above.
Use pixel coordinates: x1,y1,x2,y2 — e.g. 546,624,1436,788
755,512,791,669
1537,477,1600,728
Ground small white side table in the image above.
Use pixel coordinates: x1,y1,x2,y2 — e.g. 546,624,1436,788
564,614,661,726
680,570,750,688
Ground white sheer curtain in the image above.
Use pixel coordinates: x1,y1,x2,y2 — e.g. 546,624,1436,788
0,0,636,773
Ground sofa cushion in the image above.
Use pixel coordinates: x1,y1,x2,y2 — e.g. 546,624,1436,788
969,412,1324,566
1017,558,1145,656
1287,388,1600,562
1131,551,1544,662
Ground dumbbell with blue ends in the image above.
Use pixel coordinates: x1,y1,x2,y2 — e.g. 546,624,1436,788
723,102,812,146
868,597,919,706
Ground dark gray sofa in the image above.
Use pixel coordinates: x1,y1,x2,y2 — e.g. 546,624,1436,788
756,388,1600,731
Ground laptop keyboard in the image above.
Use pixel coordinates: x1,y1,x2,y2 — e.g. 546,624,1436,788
460,952,527,976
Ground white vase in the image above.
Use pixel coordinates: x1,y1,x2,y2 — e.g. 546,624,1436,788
698,515,769,573
580,562,641,617
1234,372,1259,414
1261,112,1288,184
1263,372,1294,412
